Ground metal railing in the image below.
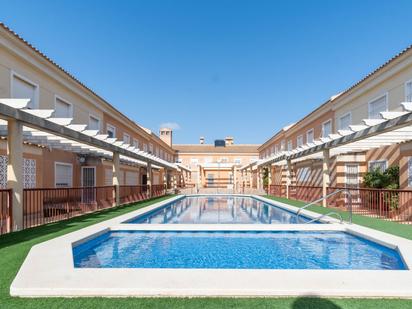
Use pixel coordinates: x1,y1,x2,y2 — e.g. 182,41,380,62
296,188,352,224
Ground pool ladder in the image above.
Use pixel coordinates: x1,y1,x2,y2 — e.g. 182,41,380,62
296,189,352,224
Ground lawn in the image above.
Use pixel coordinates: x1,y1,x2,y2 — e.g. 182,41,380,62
0,195,411,309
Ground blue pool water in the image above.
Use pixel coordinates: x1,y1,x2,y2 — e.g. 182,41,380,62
126,196,315,224
73,231,406,270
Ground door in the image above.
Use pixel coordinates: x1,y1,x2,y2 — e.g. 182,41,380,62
345,163,360,204
81,166,96,203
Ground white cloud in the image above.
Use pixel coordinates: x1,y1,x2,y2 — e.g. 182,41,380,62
159,122,181,130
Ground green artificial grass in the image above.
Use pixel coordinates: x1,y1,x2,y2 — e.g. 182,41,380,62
0,194,411,308
264,195,412,240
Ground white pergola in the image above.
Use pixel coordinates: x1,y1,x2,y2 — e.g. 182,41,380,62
241,102,412,202
0,98,180,230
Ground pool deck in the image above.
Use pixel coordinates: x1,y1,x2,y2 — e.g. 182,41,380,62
10,194,412,298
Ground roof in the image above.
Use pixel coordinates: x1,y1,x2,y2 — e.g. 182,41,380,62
0,22,173,152
173,144,259,154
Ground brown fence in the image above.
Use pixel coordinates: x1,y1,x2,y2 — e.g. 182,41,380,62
119,185,149,204
268,184,412,224
151,184,166,197
327,187,412,224
289,185,323,203
268,185,287,198
23,186,116,229
0,189,12,235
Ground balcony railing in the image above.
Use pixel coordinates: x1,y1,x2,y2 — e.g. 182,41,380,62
268,184,412,224
0,189,12,235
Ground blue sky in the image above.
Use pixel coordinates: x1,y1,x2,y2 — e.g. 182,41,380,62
1,0,412,144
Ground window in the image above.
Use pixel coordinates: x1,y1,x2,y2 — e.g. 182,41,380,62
55,163,73,187
191,158,199,165
104,168,113,186
368,160,387,172
406,80,412,102
221,157,228,163
338,113,351,130
106,124,116,138
133,139,139,149
11,72,38,109
306,129,314,144
287,140,292,151
143,144,148,152
88,115,100,131
297,167,311,183
54,96,72,118
281,140,285,151
149,143,153,154
125,171,138,185
296,135,303,147
271,146,275,155
322,120,332,138
207,174,214,185
234,158,242,165
123,133,130,144
275,145,279,154
368,94,388,119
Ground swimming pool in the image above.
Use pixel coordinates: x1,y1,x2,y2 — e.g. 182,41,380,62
125,196,316,224
73,230,406,270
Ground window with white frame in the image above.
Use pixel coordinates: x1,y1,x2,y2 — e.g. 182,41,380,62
306,129,314,144
190,158,199,165
406,80,412,102
221,157,228,163
54,96,72,118
296,135,303,147
234,158,242,165
287,140,292,151
123,133,130,144
106,124,116,138
133,139,139,149
368,160,387,172
88,115,100,131
322,120,332,138
281,140,285,151
368,94,388,119
11,73,38,109
149,143,153,154
143,144,148,152
271,146,275,155
55,163,73,187
338,113,351,130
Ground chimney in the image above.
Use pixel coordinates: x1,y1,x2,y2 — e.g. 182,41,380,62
199,136,205,144
159,128,173,147
225,136,234,145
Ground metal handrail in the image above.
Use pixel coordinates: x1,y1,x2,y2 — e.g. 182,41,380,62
296,188,352,224
305,211,343,224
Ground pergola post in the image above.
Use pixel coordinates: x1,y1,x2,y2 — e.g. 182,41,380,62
147,162,152,198
197,165,202,191
7,119,23,231
257,167,262,191
322,149,331,207
233,166,237,193
286,159,292,199
267,164,272,194
163,169,168,191
172,173,177,191
249,167,253,189
112,151,120,206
